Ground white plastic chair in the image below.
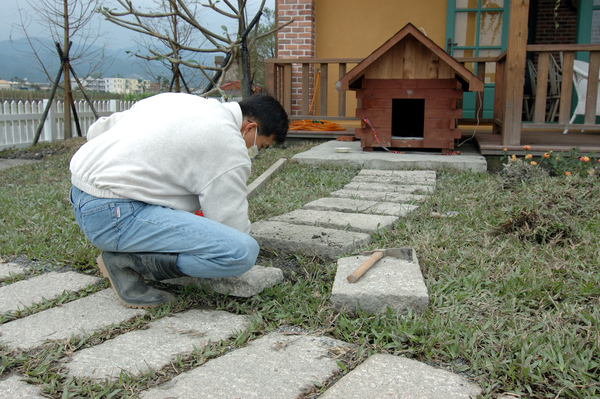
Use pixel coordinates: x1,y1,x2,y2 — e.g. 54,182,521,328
564,59,600,134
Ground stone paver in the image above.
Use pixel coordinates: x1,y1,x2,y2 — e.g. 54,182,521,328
0,271,101,314
270,209,398,234
0,289,146,350
251,220,371,259
344,181,435,194
352,173,436,186
0,374,45,399
320,354,481,399
357,169,437,181
0,263,28,279
330,250,429,314
66,309,249,380
141,333,353,399
330,189,427,203
304,197,418,217
163,265,284,297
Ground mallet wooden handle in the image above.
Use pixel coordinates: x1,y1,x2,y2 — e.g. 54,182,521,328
347,251,384,283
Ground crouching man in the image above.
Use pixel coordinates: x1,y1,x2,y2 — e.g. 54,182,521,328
69,93,288,308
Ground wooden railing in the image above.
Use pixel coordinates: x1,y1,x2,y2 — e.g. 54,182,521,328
266,47,600,136
494,44,600,132
264,58,362,120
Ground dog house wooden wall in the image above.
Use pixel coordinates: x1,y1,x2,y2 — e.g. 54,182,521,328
336,23,484,153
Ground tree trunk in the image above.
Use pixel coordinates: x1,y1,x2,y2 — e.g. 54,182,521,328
62,0,73,139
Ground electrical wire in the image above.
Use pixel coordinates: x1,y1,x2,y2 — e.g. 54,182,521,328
456,90,482,148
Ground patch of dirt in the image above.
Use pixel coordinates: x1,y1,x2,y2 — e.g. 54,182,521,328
495,208,573,245
256,250,328,281
256,250,304,280
0,138,85,160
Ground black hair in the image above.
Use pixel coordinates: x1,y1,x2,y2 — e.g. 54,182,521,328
238,94,289,144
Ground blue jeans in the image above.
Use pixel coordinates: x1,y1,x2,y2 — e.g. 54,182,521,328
69,186,259,278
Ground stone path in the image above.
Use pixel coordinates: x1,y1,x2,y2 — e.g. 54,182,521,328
0,169,482,398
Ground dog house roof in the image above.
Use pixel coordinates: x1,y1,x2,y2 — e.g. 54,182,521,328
336,23,484,92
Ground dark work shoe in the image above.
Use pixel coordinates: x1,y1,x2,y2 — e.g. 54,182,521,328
97,252,165,309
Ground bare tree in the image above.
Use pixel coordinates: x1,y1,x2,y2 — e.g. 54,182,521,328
126,0,205,93
99,0,291,98
15,0,109,139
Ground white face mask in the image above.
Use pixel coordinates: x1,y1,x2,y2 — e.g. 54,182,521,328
246,125,259,159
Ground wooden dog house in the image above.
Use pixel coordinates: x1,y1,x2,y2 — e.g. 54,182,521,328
336,23,484,153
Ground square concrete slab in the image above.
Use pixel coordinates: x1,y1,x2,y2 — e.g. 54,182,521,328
304,197,419,217
0,263,28,279
330,249,429,314
141,333,354,399
291,140,487,173
66,309,250,380
358,169,437,181
354,170,437,185
344,181,435,194
0,374,45,399
251,221,371,259
319,354,481,399
162,265,284,297
0,289,146,350
270,209,398,234
329,189,427,203
0,271,102,314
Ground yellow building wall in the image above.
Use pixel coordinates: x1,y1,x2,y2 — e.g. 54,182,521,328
314,0,448,117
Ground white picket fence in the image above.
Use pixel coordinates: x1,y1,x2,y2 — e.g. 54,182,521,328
0,99,135,150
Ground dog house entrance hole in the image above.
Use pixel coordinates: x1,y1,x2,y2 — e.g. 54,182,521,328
392,98,424,138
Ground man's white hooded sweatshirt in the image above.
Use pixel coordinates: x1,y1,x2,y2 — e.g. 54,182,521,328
70,93,252,234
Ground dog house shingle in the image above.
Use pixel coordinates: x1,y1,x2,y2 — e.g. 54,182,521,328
336,23,484,152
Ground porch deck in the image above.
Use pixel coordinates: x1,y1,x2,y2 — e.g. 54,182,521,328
472,126,600,155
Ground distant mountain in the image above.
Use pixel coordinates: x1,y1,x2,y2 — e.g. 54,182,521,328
0,37,158,83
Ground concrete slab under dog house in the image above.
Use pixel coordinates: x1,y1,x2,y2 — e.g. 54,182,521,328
330,248,428,315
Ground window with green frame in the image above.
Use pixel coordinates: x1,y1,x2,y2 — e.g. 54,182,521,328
446,0,509,119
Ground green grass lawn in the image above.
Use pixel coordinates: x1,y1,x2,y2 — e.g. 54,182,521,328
1,139,599,398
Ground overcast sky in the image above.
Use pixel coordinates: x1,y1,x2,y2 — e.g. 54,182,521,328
0,0,275,50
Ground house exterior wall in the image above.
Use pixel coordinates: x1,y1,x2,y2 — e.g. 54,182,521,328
314,0,447,59
276,0,448,116
533,0,577,45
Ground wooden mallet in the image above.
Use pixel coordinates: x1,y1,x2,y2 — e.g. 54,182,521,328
347,248,409,283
